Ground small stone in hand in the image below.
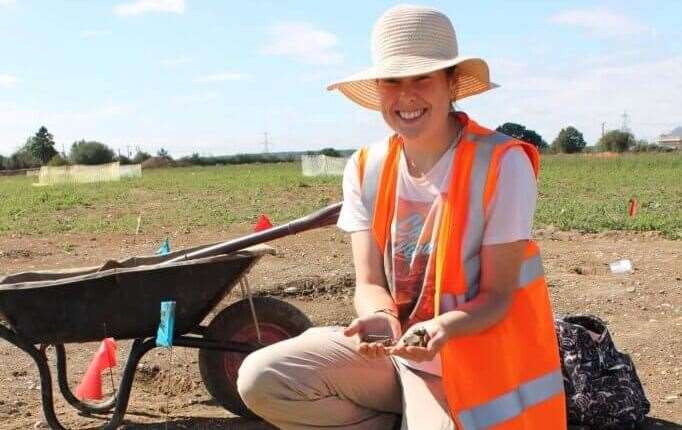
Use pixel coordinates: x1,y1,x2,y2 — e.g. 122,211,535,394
403,328,430,347
363,334,395,346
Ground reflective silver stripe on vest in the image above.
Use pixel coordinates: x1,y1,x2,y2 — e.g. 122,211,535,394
463,255,481,300
519,254,544,286
440,292,467,311
360,139,390,221
457,369,564,430
465,131,510,145
440,254,545,311
462,132,508,301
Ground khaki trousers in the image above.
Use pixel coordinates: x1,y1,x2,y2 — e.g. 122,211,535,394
237,327,454,430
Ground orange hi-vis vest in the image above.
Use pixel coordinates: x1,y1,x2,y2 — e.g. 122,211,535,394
355,113,566,429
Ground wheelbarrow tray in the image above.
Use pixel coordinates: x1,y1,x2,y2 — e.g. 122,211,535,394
0,243,274,344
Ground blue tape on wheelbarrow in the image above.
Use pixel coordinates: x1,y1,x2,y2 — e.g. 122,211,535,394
156,301,176,347
156,238,171,256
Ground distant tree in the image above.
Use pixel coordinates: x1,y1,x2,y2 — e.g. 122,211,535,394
7,143,40,170
320,147,341,157
176,152,203,166
116,154,132,165
69,140,115,165
631,139,649,153
46,153,70,166
552,126,587,153
598,130,634,153
132,150,151,164
28,126,58,164
496,122,548,150
631,139,673,153
157,148,172,159
189,152,202,165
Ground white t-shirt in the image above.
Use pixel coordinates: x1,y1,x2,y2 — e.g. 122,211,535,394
337,139,538,375
338,145,537,243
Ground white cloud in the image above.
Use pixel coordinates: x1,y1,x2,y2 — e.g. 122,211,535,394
0,74,18,87
114,0,184,16
465,55,682,144
262,22,343,65
0,0,16,5
549,7,649,38
195,72,247,83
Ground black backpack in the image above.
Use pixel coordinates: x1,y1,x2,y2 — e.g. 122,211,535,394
555,315,650,429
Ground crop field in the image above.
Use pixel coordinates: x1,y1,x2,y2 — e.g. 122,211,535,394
0,153,680,239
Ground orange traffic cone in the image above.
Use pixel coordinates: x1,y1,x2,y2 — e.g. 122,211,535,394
75,338,117,400
254,214,273,232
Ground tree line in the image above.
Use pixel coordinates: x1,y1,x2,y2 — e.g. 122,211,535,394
0,126,350,170
496,122,672,154
0,126,158,170
1,123,673,171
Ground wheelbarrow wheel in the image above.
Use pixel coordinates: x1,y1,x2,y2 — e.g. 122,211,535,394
199,296,312,418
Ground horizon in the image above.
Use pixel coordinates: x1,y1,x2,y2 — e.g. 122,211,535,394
1,0,680,158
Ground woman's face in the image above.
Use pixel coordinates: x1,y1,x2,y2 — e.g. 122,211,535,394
376,69,454,141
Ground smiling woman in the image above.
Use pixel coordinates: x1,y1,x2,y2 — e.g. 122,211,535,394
236,5,567,430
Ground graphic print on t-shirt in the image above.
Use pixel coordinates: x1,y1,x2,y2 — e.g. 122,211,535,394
391,195,444,327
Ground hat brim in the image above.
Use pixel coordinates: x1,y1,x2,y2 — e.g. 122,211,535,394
327,56,498,110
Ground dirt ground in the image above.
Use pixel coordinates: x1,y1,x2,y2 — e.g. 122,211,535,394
0,226,679,429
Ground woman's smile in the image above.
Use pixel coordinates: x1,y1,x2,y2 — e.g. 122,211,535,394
396,108,427,122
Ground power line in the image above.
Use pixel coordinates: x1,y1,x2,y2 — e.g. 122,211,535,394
620,111,630,132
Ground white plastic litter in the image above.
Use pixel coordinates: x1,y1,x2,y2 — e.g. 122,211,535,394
609,259,633,274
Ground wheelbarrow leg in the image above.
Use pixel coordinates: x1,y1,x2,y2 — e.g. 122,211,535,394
0,326,158,429
54,344,117,414
0,324,70,429
103,338,158,429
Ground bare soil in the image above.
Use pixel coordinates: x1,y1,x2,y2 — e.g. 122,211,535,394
0,227,679,429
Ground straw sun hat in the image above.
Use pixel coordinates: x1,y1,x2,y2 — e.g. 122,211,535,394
327,4,497,110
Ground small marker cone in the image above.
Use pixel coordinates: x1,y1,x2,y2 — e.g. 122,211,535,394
75,338,117,400
254,214,273,232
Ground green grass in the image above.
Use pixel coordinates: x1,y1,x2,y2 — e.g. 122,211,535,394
0,164,341,236
0,153,680,239
536,153,682,239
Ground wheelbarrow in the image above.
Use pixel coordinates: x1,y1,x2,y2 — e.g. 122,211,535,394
0,203,342,429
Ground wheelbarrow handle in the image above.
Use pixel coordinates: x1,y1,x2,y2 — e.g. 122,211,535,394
166,202,343,263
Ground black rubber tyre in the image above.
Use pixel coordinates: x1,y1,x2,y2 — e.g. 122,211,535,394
199,297,312,417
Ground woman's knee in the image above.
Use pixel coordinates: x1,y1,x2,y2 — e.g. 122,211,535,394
237,347,285,412
237,329,357,413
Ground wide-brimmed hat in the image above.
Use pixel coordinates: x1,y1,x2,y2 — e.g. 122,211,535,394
327,4,497,110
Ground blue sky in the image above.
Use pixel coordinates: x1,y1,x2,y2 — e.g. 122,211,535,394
1,0,680,157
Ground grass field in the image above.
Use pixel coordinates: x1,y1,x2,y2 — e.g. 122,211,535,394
0,153,680,238
536,153,681,238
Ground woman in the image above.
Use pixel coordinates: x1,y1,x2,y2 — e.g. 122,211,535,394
238,5,566,429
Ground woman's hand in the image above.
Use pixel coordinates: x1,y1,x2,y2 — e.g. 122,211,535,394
389,317,449,362
344,312,402,359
